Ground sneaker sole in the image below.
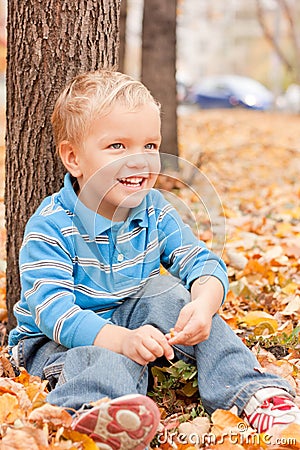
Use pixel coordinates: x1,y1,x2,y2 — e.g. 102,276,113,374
72,394,161,450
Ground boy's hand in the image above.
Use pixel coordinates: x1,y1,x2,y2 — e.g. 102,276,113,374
94,323,174,365
122,325,174,365
166,301,213,346
166,276,224,346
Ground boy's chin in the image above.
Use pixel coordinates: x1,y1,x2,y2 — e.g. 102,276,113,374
115,190,149,212
121,191,148,209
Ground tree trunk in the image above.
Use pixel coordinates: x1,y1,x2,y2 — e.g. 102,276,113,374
5,0,120,329
141,0,178,170
118,0,127,72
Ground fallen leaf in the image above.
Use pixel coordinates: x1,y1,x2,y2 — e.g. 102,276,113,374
279,422,300,448
241,311,278,332
178,416,210,440
0,425,49,449
211,409,250,436
282,296,300,316
0,393,24,423
282,283,299,296
29,403,73,427
62,429,99,449
226,249,248,270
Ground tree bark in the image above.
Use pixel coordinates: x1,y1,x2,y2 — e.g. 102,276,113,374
141,0,178,169
118,0,127,72
5,0,120,329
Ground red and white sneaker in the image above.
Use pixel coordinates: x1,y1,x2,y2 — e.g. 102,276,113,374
243,388,300,433
72,394,161,449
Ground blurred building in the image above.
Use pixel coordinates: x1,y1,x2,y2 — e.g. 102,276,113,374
177,0,300,92
125,0,300,94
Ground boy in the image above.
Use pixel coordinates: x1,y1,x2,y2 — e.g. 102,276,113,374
9,71,300,448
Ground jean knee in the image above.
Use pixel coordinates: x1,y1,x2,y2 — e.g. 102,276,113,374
142,276,191,327
144,275,190,307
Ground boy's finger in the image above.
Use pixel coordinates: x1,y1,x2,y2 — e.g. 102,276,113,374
149,329,174,360
167,330,185,345
168,326,195,345
174,308,193,333
159,337,174,360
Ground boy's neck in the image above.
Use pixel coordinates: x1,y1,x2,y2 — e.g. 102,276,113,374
72,178,130,222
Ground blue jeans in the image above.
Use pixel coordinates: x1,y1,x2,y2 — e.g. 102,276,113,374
13,276,294,414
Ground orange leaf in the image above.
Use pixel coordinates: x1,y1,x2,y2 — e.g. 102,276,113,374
1,425,49,449
211,409,249,436
29,403,73,427
0,392,24,423
62,429,99,449
279,423,300,448
208,441,245,449
242,259,267,276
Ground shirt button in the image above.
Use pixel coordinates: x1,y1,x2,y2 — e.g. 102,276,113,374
117,254,124,262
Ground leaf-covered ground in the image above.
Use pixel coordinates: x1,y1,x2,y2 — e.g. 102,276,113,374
0,109,300,449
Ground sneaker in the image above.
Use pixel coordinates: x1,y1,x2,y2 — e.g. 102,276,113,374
244,389,300,433
72,394,161,449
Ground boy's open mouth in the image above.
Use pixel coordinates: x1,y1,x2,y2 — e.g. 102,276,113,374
117,176,145,187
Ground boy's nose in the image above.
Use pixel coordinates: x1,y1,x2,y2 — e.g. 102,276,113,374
125,153,148,168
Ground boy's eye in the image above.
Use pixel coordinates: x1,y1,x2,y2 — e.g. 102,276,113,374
145,143,157,150
110,143,125,150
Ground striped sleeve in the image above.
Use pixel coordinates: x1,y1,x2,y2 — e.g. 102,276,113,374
155,192,228,301
19,216,109,348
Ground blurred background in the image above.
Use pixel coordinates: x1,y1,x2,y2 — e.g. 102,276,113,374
123,0,300,113
0,0,300,125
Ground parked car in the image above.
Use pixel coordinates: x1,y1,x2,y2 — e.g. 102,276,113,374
190,75,274,110
277,84,300,113
177,80,192,104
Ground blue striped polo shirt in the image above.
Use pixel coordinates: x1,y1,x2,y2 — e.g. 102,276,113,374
9,173,228,349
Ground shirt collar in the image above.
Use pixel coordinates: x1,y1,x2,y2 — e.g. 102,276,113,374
60,173,149,238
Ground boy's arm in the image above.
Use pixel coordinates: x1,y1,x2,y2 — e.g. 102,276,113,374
18,217,110,349
154,191,228,346
156,191,228,299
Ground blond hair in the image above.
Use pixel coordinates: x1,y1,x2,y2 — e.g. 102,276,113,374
51,70,160,150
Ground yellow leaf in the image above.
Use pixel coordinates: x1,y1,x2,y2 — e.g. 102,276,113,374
284,206,300,220
278,272,287,287
253,321,277,335
241,311,278,332
160,265,169,275
223,207,237,219
275,222,293,237
62,429,99,449
282,282,299,295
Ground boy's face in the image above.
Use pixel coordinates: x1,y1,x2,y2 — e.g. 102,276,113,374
66,102,161,221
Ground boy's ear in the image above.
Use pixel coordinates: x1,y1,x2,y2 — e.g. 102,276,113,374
59,141,82,177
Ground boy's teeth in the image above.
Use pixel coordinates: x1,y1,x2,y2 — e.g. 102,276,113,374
119,177,143,185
